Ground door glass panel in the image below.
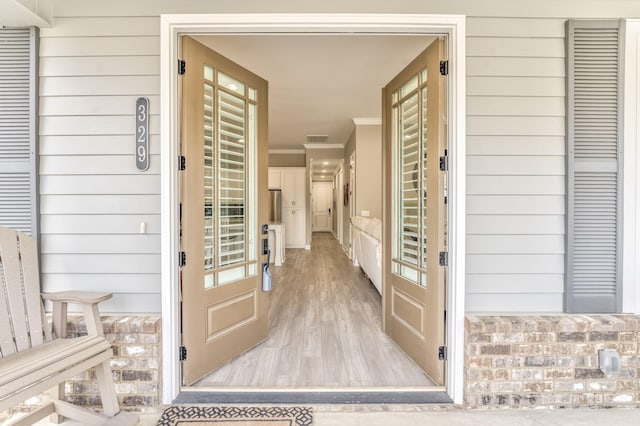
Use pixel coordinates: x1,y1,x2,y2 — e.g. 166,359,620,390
204,81,216,288
202,65,258,289
392,68,428,287
421,85,428,285
400,93,419,268
219,71,245,96
218,90,246,268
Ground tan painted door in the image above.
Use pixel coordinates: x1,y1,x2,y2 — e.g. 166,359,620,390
312,182,332,232
382,38,447,385
180,36,269,385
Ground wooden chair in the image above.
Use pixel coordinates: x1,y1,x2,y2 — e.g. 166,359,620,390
0,227,138,425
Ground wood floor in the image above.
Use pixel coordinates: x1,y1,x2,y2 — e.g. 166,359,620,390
194,232,435,388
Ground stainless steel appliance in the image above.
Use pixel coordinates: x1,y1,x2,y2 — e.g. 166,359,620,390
268,189,282,223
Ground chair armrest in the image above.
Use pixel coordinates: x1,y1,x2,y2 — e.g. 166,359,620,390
42,292,112,338
42,291,112,305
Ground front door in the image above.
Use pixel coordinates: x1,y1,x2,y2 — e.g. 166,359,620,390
312,181,332,232
180,36,270,385
382,38,447,385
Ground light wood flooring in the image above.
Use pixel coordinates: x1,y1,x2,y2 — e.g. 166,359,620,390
194,232,434,388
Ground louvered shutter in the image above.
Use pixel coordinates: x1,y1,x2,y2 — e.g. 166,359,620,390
566,20,624,313
0,28,38,236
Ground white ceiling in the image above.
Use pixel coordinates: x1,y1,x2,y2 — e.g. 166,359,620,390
192,34,436,151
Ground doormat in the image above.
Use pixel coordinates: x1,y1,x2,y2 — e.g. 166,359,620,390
156,406,313,426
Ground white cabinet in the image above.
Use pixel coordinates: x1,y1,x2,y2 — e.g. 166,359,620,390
269,167,306,248
268,169,282,189
280,168,306,209
283,207,306,248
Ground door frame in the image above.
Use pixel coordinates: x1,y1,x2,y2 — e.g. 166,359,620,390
160,13,466,405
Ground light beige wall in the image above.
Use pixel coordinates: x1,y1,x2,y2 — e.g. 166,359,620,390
269,153,305,167
355,125,382,219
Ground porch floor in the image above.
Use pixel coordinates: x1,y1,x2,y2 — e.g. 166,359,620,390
194,232,434,388
27,406,640,425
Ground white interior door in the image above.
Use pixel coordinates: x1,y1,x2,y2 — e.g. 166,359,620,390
312,182,332,232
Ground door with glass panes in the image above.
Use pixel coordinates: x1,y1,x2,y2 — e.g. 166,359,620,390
383,37,447,385
180,36,269,385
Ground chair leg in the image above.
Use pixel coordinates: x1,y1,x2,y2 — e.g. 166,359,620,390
95,360,120,417
48,383,65,424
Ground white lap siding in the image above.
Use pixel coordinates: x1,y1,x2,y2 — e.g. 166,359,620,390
465,17,567,312
39,17,161,312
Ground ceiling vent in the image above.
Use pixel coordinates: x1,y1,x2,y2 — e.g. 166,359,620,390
306,135,329,143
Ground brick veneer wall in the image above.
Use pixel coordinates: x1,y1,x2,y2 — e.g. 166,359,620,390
465,315,640,407
63,315,162,413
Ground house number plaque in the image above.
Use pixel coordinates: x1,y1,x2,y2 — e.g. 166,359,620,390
135,97,150,171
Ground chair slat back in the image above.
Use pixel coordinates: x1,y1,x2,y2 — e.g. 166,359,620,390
0,227,50,359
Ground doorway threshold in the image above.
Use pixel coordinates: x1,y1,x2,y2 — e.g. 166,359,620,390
175,387,452,404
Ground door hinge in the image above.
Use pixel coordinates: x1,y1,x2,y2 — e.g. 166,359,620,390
439,155,448,171
179,251,186,267
179,155,186,171
438,346,447,361
439,60,449,76
439,251,448,267
179,346,187,361
178,59,186,75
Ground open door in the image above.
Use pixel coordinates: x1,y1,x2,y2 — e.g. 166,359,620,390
382,38,447,385
180,36,270,385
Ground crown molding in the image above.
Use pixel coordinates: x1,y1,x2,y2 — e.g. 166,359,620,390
268,149,305,154
352,117,382,126
303,143,344,150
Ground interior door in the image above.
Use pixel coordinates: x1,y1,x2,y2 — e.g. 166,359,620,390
312,182,332,232
180,36,269,385
382,38,447,385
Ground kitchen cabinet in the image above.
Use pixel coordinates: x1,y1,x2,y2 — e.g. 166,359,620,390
269,167,306,248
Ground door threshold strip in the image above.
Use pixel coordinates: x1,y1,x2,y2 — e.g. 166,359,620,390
175,389,452,404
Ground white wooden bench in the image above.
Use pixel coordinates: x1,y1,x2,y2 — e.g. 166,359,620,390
0,227,138,425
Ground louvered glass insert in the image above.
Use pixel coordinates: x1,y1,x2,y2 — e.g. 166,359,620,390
203,65,258,289
391,68,428,286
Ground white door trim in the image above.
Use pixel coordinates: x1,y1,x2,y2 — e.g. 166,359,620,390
161,13,466,404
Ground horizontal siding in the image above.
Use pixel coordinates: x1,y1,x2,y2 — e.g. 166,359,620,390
40,96,161,115
41,235,161,254
467,215,565,235
39,36,159,57
465,16,567,312
41,214,161,234
39,15,160,312
467,176,565,195
40,135,161,155
465,294,563,313
467,136,565,156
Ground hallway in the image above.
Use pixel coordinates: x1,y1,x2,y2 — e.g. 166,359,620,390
195,233,435,388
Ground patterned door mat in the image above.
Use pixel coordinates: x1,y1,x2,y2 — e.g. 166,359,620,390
156,406,313,425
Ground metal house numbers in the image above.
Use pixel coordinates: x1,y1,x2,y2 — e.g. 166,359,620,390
135,97,150,171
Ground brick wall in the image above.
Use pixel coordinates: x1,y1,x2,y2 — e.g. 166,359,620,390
465,315,640,407
1,315,162,422
64,315,162,413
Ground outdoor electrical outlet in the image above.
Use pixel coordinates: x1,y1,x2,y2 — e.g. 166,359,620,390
598,348,621,376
